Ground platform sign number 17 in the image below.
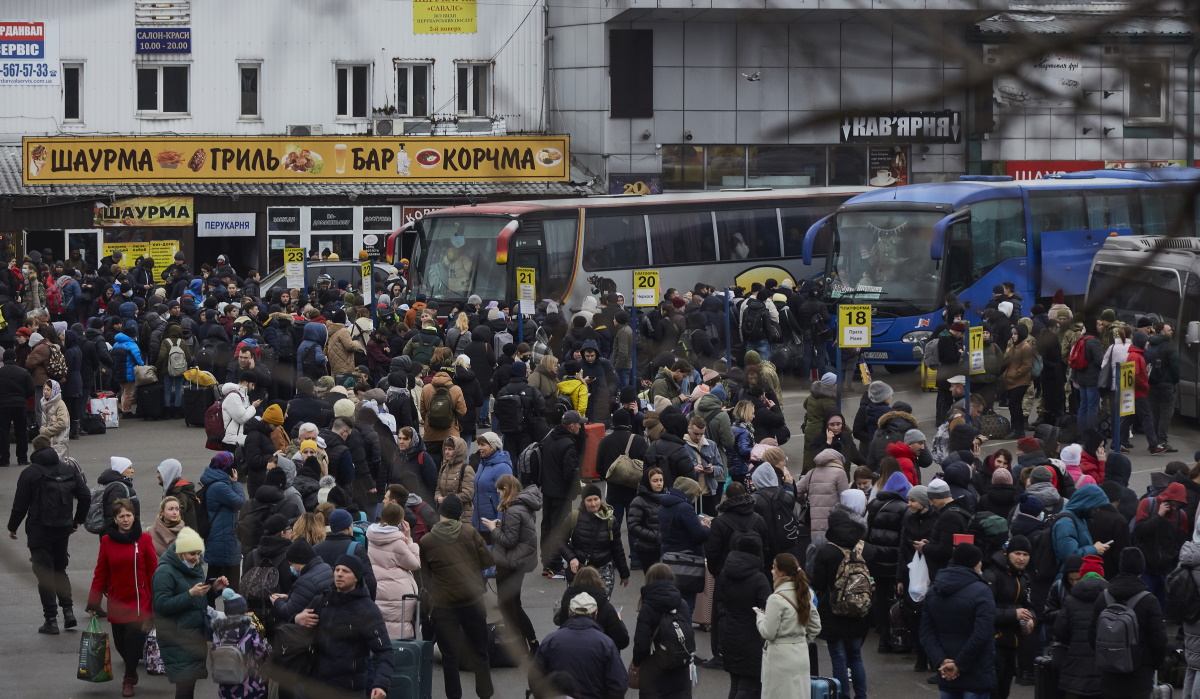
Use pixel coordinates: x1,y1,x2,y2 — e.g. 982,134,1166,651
840,305,871,348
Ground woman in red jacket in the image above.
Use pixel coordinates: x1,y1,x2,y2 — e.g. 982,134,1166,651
87,498,158,697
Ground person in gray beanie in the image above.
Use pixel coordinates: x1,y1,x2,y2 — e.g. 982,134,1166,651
853,380,894,452
919,478,972,579
899,483,938,672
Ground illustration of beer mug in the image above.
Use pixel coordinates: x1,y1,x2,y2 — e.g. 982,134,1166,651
334,144,347,174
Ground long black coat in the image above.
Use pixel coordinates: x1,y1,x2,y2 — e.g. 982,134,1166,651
897,506,937,586
1051,574,1107,696
865,491,907,579
626,483,662,561
312,583,394,696
716,550,771,678
702,493,769,579
597,427,648,507
1089,573,1168,697
241,417,276,493
920,565,997,693
540,424,583,499
631,579,691,698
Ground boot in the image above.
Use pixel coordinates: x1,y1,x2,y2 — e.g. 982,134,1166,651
62,606,77,629
121,677,135,697
69,420,80,440
38,617,59,634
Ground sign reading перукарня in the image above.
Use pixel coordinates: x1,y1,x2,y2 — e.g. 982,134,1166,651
840,111,962,145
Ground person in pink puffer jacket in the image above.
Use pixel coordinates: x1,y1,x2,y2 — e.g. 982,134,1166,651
795,448,850,539
366,502,422,639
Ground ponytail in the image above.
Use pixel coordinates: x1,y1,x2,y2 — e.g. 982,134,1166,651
773,553,811,627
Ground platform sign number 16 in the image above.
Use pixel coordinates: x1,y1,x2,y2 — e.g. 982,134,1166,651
840,305,871,348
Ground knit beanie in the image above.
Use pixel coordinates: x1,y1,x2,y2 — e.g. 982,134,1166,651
110,456,132,474
907,485,930,509
674,477,703,501
263,404,285,426
1059,444,1082,466
927,478,951,499
952,543,983,569
1079,554,1105,579
992,468,1013,485
1005,535,1032,555
1029,466,1054,484
286,538,317,565
867,381,893,404
334,399,356,419
904,429,927,445
1018,493,1044,517
174,526,205,554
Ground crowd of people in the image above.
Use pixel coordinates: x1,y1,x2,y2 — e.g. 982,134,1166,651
2,252,1198,699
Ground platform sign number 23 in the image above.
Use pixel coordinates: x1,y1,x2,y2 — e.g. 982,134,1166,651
634,270,660,307
840,305,871,348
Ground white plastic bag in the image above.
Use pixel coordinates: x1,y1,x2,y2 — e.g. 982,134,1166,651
908,553,930,602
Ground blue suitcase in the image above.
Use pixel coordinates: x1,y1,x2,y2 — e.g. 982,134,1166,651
391,594,433,699
812,676,841,699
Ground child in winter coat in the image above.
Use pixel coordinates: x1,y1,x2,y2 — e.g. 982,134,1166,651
211,589,270,699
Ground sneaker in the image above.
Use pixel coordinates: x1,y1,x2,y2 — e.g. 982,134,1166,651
1165,444,1179,453
62,607,77,629
550,570,566,580
38,618,59,635
1151,445,1168,455
1120,445,1131,454
121,677,135,697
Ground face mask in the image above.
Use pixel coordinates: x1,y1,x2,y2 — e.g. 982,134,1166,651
290,565,301,577
183,558,198,569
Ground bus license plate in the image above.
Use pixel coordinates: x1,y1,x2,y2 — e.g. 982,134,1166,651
862,352,889,360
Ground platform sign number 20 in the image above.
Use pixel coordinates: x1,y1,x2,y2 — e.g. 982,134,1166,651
633,270,660,307
840,304,871,348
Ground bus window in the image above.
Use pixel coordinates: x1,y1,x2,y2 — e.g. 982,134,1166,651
648,211,715,265
715,209,781,261
583,215,648,271
781,206,827,257
1090,263,1180,328
542,217,578,300
1141,188,1192,237
969,198,1026,275
1030,192,1086,235
1085,190,1135,232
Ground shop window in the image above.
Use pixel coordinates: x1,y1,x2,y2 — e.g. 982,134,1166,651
63,63,82,122
583,215,648,271
136,65,189,115
456,62,490,116
662,145,704,190
648,211,715,265
337,64,370,119
396,63,431,117
239,63,260,119
1126,58,1169,126
609,29,653,119
706,146,746,189
749,146,826,187
828,146,868,186
716,209,781,261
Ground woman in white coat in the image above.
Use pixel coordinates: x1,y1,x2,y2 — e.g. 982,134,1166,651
366,501,422,639
756,552,822,699
40,379,70,459
220,382,258,447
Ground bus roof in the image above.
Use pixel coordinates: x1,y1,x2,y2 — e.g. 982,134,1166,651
839,168,1200,209
423,186,870,218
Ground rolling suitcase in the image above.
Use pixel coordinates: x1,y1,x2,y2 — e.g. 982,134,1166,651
182,385,209,427
391,595,433,699
580,422,606,479
1034,654,1061,699
692,568,715,629
487,621,521,668
811,676,840,699
136,382,164,420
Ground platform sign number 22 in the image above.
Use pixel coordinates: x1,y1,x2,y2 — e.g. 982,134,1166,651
840,305,871,348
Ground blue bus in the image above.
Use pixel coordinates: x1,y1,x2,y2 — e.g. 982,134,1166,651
802,168,1200,367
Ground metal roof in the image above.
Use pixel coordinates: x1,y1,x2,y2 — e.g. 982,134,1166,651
0,146,594,199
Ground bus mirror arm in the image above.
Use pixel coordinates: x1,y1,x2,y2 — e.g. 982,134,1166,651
930,209,970,261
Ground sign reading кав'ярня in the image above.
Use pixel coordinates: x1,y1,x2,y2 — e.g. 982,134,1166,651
22,135,570,184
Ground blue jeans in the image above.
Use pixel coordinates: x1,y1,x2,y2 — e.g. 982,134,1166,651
827,635,867,699
802,334,830,379
617,368,633,390
163,374,184,407
940,692,990,699
1077,384,1100,432
1142,572,1167,612
747,339,771,363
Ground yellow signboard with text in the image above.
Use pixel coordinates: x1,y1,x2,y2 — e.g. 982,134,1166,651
24,135,569,184
413,0,477,34
93,197,194,227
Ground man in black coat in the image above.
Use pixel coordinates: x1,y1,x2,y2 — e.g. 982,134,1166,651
934,322,966,425
0,348,34,464
982,536,1037,699
295,554,393,699
1094,481,1133,579
1089,548,1168,697
540,411,585,575
495,361,545,463
920,543,997,696
596,408,647,546
701,481,768,670
531,592,628,699
312,508,376,600
6,435,90,634
918,478,973,580
285,378,332,433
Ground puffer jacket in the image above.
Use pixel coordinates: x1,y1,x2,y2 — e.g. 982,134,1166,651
152,542,210,684
702,492,769,579
311,579,394,696
658,488,709,558
867,409,922,469
1051,484,1108,579
717,549,772,679
325,323,362,377
295,321,328,374
885,440,920,485
563,501,630,579
1179,543,1200,677
492,485,541,573
865,490,907,578
199,465,246,567
920,564,997,694
219,383,255,447
112,332,143,383
1051,573,1107,696
434,437,474,524
420,372,467,442
472,449,513,532
626,481,663,561
796,463,849,538
40,391,70,459
272,558,334,622
366,523,421,640
1089,572,1167,696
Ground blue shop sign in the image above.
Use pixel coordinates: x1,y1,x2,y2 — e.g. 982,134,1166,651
135,27,190,54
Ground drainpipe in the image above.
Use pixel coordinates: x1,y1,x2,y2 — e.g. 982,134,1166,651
1188,40,1199,166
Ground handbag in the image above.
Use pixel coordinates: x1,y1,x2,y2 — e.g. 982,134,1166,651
977,410,1010,440
134,365,158,386
628,662,641,690
606,434,644,489
661,550,706,595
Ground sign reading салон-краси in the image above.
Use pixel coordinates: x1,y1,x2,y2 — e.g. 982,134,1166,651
840,111,962,145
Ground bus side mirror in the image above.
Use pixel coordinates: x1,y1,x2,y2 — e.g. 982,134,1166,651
930,209,970,261
1186,321,1200,345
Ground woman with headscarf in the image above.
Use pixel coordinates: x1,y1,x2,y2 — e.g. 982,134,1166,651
149,495,185,555
40,378,70,459
807,410,862,472
1002,323,1035,439
1078,429,1107,484
628,466,666,574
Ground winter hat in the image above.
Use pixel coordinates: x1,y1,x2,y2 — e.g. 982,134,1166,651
927,478,951,499
893,400,914,414
671,296,686,309
263,404,285,426
156,459,182,494
619,386,639,404
950,321,967,333
689,385,710,403
334,399,356,419
510,362,527,378
883,472,912,499
265,468,287,489
907,485,930,509
286,538,317,565
867,381,893,404
222,588,248,616
488,308,503,321
334,554,365,583
744,350,762,366
1005,535,1032,556
581,483,604,502
477,432,504,452
952,543,983,569
611,407,631,428
674,477,703,501
659,408,688,438
174,526,204,554
1100,481,1125,503
299,439,319,453
327,509,354,533
819,372,838,387
1029,466,1054,484
1017,437,1041,452
1100,309,1117,322
839,488,867,516
904,429,927,445
467,294,482,306
1059,444,1082,466
314,376,336,393
814,448,845,468
28,332,43,346
1018,493,1044,517
569,592,599,616
261,514,289,537
438,496,464,521
992,468,1013,485
110,456,132,474
1079,554,1106,579
209,451,235,473
992,284,1005,294
1132,330,1150,350
14,327,31,338
1119,547,1146,576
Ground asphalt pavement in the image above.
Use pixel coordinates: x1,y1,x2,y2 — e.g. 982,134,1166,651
0,369,1188,697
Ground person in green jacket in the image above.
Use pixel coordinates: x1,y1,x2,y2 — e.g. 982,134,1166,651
801,373,839,472
152,526,229,698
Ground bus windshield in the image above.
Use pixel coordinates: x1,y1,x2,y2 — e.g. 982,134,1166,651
828,209,944,315
412,216,511,303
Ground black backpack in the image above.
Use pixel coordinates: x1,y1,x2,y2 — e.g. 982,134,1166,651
1166,564,1200,623
741,304,769,342
276,328,295,361
652,607,696,670
762,491,801,557
38,462,80,529
195,484,214,538
301,345,324,380
1030,511,1076,583
494,388,530,434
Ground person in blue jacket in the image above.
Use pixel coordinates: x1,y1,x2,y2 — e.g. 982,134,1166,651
920,543,997,699
295,321,328,378
199,451,246,596
111,329,143,416
54,273,82,325
1050,483,1111,580
472,432,513,540
658,476,710,620
271,538,334,623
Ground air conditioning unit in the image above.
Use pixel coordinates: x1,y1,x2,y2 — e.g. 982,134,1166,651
372,118,400,136
401,118,433,135
286,124,323,137
455,117,494,134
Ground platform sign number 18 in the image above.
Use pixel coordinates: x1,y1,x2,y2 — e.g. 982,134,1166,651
840,305,871,348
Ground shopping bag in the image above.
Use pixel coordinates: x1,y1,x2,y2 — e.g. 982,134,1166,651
134,365,158,386
908,553,930,603
143,628,165,675
88,395,119,428
77,616,113,682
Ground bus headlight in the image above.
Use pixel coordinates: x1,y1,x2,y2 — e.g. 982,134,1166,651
902,331,931,344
